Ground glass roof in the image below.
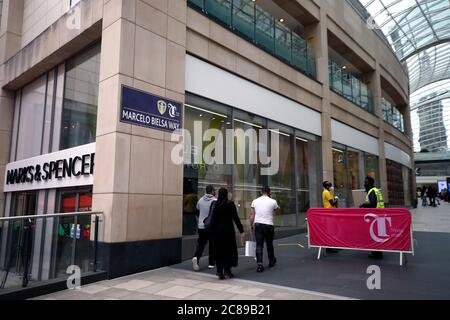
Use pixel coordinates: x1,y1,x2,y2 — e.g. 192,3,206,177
360,0,450,93
360,0,450,61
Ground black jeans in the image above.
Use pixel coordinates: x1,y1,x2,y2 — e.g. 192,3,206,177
255,223,275,265
194,229,215,265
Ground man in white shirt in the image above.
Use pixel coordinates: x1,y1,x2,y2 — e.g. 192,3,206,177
250,186,280,273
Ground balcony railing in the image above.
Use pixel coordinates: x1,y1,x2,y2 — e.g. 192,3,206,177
329,59,373,113
188,0,316,79
0,212,103,291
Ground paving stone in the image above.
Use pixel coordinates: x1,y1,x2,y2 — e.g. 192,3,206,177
225,286,266,296
113,279,154,291
154,285,203,299
79,284,110,294
187,289,235,300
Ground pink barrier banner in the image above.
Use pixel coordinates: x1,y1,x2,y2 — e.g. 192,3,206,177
307,208,413,252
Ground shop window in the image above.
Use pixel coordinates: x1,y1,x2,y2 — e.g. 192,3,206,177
182,94,321,235
53,189,93,278
60,44,100,150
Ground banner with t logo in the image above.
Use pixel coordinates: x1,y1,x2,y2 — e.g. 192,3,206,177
307,208,413,252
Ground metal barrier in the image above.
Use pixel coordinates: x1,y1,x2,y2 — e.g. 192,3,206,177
0,212,103,290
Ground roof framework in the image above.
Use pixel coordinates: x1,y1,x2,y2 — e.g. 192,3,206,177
360,0,450,93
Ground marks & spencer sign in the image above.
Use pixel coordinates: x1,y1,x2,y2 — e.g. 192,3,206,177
3,143,95,192
120,86,182,133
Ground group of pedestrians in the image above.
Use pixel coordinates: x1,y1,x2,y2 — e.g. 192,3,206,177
192,185,279,280
191,176,386,280
418,186,440,207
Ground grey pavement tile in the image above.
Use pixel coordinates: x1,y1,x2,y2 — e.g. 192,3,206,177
168,278,205,287
101,288,134,299
79,284,110,295
186,289,235,300
154,285,203,299
195,282,239,291
225,286,266,296
113,279,154,291
122,293,157,300
136,282,174,295
227,294,259,300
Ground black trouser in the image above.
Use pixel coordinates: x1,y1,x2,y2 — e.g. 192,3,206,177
255,223,275,265
194,229,215,265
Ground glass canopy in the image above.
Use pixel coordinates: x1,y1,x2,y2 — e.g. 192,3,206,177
360,0,450,92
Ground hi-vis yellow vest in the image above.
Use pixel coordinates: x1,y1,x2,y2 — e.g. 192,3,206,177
366,187,385,208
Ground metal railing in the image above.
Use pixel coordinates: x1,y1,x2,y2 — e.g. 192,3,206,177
0,212,103,290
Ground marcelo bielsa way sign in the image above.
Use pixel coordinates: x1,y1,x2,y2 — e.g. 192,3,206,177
120,85,182,133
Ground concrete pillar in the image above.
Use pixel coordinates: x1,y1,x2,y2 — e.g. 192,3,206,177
370,63,389,203
305,8,331,183
93,0,186,278
0,0,23,216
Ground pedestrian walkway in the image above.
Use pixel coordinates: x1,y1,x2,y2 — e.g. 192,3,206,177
411,200,450,233
32,266,350,300
32,203,450,300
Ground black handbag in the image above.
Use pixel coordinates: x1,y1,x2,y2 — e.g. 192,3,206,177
203,200,216,232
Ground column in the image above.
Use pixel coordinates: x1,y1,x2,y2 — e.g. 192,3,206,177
305,8,332,183
93,0,187,278
370,63,389,203
0,0,23,216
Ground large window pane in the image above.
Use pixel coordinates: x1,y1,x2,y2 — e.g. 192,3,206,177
346,150,360,206
255,6,274,54
16,75,47,160
233,111,267,230
275,21,292,64
268,124,295,228
292,33,307,71
232,0,255,40
342,70,352,100
60,44,100,150
206,0,232,26
333,148,349,207
183,99,233,236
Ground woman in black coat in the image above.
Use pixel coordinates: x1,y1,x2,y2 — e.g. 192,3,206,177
210,188,245,280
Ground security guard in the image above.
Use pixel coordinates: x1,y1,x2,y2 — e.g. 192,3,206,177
360,176,385,209
360,176,385,259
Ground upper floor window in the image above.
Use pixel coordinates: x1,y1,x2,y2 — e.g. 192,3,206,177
382,97,404,133
328,59,373,113
187,0,316,78
60,44,101,150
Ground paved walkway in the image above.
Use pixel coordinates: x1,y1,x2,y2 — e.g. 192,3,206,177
32,267,350,300
32,202,450,300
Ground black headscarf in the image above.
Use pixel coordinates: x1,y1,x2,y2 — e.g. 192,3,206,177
215,188,229,208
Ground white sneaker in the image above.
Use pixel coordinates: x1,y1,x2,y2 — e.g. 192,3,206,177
208,265,215,269
192,257,200,271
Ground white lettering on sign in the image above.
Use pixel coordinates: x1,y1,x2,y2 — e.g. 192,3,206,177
3,143,95,193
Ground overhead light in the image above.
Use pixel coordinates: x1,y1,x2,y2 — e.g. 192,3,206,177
342,65,347,70
279,18,285,23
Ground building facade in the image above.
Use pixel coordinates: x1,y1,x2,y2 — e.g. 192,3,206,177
0,0,413,280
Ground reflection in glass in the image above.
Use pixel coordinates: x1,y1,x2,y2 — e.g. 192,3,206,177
60,44,100,150
183,102,233,236
268,127,295,228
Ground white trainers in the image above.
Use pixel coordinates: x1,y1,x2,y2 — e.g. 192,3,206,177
192,257,200,271
208,265,215,269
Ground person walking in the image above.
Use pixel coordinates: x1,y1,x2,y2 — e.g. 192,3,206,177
360,176,385,259
249,186,280,273
192,185,216,272
209,188,245,280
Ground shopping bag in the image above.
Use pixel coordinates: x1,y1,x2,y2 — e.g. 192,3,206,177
245,240,256,258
